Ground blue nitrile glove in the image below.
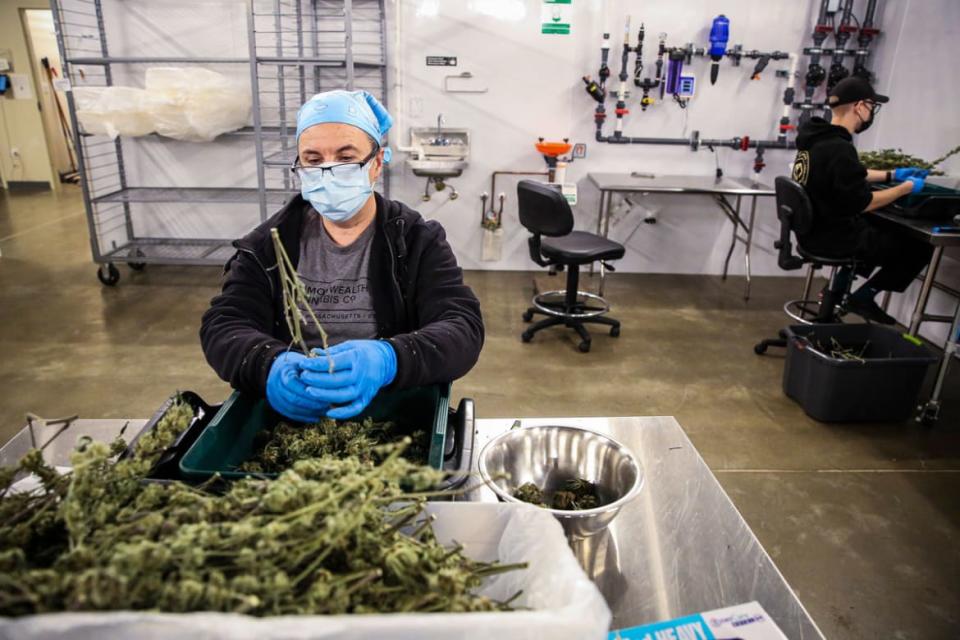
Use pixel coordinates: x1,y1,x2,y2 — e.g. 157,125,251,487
894,167,930,181
906,176,926,194
266,351,330,423
298,340,398,419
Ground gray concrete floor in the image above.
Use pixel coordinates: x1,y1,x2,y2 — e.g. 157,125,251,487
1,186,958,638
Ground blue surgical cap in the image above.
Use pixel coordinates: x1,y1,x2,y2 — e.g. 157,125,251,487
296,90,393,163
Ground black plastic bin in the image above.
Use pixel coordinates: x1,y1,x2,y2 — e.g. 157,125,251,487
783,324,938,422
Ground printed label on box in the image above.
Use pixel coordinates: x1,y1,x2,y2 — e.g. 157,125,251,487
609,602,788,640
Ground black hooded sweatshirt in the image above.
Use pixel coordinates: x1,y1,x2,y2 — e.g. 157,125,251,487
792,117,873,255
199,193,484,395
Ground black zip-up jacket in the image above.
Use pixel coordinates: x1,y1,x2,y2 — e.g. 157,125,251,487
200,193,484,395
793,117,873,255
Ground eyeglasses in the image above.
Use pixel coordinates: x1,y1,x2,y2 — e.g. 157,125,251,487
291,147,379,180
863,100,882,115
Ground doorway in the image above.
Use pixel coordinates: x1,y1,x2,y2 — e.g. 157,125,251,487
21,9,77,185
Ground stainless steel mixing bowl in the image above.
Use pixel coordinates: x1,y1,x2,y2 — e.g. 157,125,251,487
478,425,643,539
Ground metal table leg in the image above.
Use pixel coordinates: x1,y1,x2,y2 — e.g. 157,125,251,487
742,195,758,301
799,264,816,320
602,191,614,238
917,298,960,426
591,190,608,277
598,191,614,295
596,189,606,236
721,195,744,281
880,290,892,311
909,246,944,336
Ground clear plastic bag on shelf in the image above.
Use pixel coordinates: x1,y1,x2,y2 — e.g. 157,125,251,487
144,67,251,142
72,68,251,142
74,86,158,139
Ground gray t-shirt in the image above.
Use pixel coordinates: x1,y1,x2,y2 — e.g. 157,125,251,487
297,213,378,348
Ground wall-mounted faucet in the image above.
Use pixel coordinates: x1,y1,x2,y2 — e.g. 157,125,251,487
432,113,450,146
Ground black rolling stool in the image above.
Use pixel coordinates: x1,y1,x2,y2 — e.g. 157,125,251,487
755,176,858,354
517,179,625,353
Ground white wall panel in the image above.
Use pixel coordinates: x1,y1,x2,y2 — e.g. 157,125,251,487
100,0,957,343
391,0,821,273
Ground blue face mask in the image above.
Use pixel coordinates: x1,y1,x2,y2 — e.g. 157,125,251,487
298,158,374,223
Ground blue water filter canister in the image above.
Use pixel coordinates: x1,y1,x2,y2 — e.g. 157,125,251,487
709,15,730,58
708,15,730,85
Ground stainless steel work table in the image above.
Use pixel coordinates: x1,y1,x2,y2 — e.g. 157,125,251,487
0,415,824,638
466,416,824,638
587,173,776,301
871,210,960,335
871,211,960,425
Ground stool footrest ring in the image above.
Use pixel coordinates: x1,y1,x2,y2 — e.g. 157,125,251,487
784,298,844,325
532,290,611,319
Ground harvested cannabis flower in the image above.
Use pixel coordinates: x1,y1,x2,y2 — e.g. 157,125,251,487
0,401,524,617
513,482,544,506
859,145,960,177
512,477,603,511
238,418,429,473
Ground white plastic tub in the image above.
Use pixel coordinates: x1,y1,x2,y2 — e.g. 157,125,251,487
0,503,611,640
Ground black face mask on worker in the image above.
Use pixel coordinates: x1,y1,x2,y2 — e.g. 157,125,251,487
855,101,880,134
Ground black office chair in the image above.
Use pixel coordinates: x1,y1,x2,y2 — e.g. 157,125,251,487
517,180,625,353
755,176,858,354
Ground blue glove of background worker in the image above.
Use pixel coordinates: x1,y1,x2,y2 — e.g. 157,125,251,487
266,351,330,423
299,340,398,419
894,167,930,181
906,176,926,194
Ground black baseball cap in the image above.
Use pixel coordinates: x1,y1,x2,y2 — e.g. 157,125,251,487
828,77,889,107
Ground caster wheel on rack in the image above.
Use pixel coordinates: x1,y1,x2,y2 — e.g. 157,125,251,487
578,341,591,353
522,310,534,323
917,403,939,427
97,263,120,286
610,326,620,337
754,343,768,355
521,330,534,343
129,248,146,271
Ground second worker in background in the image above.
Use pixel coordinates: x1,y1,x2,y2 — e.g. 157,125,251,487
792,76,933,325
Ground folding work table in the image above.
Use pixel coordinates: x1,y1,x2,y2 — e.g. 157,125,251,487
587,173,776,300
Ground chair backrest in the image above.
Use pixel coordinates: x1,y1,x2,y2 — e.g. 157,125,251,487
517,180,574,237
773,176,814,271
775,176,816,235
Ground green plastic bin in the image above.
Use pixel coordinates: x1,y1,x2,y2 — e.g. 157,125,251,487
178,384,472,487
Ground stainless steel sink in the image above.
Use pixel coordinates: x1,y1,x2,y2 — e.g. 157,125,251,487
400,118,470,200
408,158,468,178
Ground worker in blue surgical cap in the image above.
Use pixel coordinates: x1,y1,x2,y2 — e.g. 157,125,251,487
201,90,483,421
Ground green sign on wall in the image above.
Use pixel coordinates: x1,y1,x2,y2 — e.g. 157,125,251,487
541,0,571,35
